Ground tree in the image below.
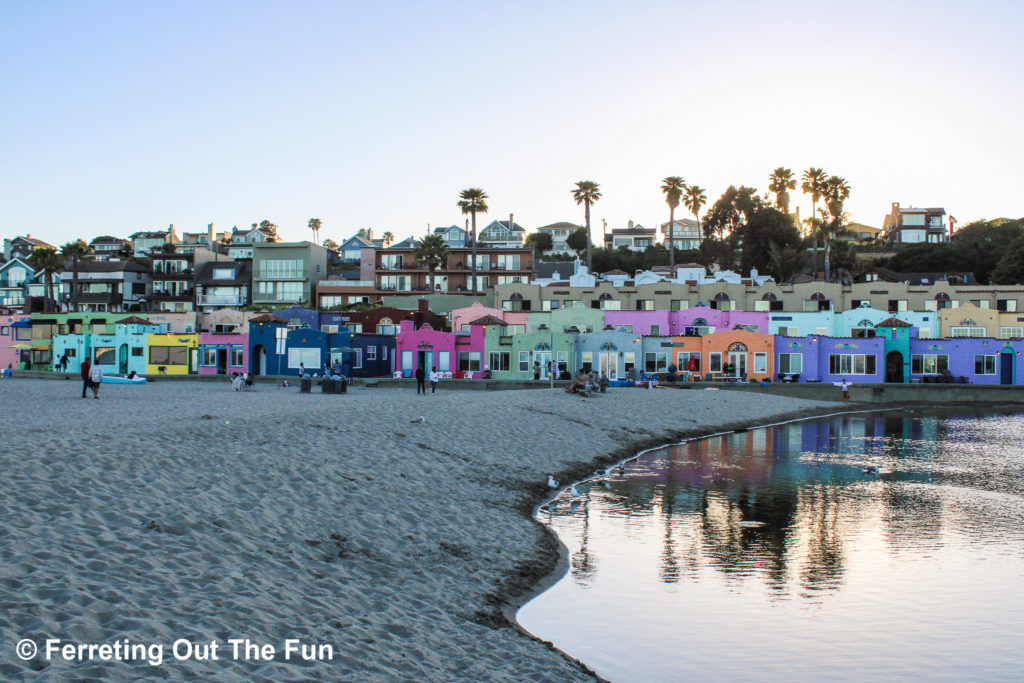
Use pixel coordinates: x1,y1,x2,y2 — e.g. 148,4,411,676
768,167,796,213
819,211,853,282
308,218,322,244
524,231,553,256
382,231,395,247
768,242,806,284
822,176,851,220
414,233,450,294
661,176,686,270
992,232,1024,284
828,238,860,282
457,188,488,292
888,218,1024,283
258,220,280,242
572,180,602,271
566,227,589,254
60,239,93,312
28,246,62,313
801,167,827,276
682,185,707,240
322,238,339,251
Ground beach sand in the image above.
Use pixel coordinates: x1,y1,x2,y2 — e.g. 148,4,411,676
0,379,833,681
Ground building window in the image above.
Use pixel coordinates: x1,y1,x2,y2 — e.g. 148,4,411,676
778,353,802,374
997,299,1018,313
489,352,510,372
541,300,560,311
911,354,949,374
94,347,116,365
623,352,635,374
777,326,798,337
670,300,689,311
753,353,767,373
999,327,1023,339
519,351,530,372
287,347,321,369
150,346,189,366
15,327,31,341
379,254,403,270
581,352,593,373
458,351,481,372
676,352,700,371
851,329,876,339
828,354,877,375
644,352,668,372
353,348,363,368
230,346,244,366
367,346,377,360
974,355,996,375
950,326,985,338
258,259,303,279
970,300,990,309
201,348,218,366
709,352,722,372
556,351,568,373
637,300,655,311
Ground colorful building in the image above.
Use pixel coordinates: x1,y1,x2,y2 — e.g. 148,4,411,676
395,320,485,379
1,311,30,370
146,333,198,375
773,335,885,384
198,332,248,375
667,329,775,381
54,315,161,376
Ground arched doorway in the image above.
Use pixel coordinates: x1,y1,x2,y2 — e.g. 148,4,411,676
118,344,128,374
999,348,1014,385
251,344,267,375
885,350,904,383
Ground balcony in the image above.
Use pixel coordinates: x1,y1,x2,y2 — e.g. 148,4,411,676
255,271,306,281
198,294,244,306
318,280,375,288
148,288,195,300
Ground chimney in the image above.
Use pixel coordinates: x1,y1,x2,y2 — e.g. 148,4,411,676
168,223,177,242
208,223,215,246
367,228,373,240
509,213,514,228
628,220,634,230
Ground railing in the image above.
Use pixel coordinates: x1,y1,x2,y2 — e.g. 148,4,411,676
254,294,303,303
198,295,244,306
317,280,374,287
256,270,305,280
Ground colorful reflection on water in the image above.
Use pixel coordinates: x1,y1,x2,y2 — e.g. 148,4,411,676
518,409,1024,682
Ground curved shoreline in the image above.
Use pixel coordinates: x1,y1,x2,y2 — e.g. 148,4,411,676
494,401,1024,680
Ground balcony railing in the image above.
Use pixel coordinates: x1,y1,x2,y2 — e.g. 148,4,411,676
256,271,305,281
317,280,375,288
198,294,244,306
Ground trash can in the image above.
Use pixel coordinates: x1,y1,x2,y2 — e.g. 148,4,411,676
300,378,312,393
321,378,334,394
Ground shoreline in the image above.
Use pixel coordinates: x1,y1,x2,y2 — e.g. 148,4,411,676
3,379,1019,681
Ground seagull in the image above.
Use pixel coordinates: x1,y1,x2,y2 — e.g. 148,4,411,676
409,416,425,424
570,483,581,497
864,465,881,474
547,476,558,488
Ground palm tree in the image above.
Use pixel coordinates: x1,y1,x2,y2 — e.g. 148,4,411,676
768,167,796,213
801,168,828,276
661,176,686,270
457,188,488,292
60,239,93,312
28,247,62,313
821,176,852,282
572,181,602,270
682,185,707,240
382,231,395,247
308,218,322,244
414,233,450,294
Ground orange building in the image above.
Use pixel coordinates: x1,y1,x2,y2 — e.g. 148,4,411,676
669,329,774,381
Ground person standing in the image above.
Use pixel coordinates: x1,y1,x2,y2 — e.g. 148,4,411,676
80,358,92,398
841,378,850,402
533,361,541,381
415,364,426,395
429,366,439,394
89,363,103,399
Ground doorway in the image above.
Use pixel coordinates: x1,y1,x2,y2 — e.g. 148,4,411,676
598,352,618,380
885,350,904,383
728,352,747,378
417,350,433,374
118,344,128,374
216,348,228,375
1000,349,1014,385
252,344,266,375
533,351,552,378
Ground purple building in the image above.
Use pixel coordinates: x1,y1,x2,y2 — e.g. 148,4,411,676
774,335,885,383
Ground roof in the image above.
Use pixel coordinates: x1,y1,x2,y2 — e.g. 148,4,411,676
536,222,582,233
117,316,154,325
467,315,508,326
129,230,169,239
194,261,251,285
385,238,419,250
484,220,526,233
14,235,53,248
861,267,976,286
875,317,913,328
249,313,287,323
608,226,654,235
677,262,704,268
603,269,629,275
90,235,128,244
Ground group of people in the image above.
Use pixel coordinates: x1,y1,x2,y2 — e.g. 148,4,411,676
414,366,441,394
79,359,103,399
298,360,350,379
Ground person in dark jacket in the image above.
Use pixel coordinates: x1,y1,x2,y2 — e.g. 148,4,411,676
80,359,92,398
415,365,426,395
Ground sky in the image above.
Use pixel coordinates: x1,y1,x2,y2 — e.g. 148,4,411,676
2,0,1022,246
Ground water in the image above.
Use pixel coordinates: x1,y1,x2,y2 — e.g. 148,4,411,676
517,409,1024,682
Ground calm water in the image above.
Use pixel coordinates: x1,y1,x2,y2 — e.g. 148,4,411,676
518,409,1024,682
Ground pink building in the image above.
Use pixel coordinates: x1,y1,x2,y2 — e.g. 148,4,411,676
603,310,672,336
395,320,485,379
670,306,770,335
197,332,249,375
450,301,530,333
1,310,29,372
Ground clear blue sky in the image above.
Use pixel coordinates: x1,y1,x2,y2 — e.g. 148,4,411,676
2,0,1021,245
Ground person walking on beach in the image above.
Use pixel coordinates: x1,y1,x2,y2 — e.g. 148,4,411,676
841,378,850,402
89,363,103,399
415,364,426,395
429,366,439,394
80,358,92,398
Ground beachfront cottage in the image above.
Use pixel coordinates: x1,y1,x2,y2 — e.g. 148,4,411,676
481,319,576,380
937,303,1000,339
574,330,643,380
603,310,672,336
774,335,885,384
284,327,328,374
320,299,449,335
666,329,775,382
875,317,916,383
146,333,198,375
907,337,1023,385
451,301,529,334
832,305,938,339
0,311,30,370
247,313,287,376
53,316,161,376
395,320,485,379
28,312,129,370
198,332,248,376
337,332,395,377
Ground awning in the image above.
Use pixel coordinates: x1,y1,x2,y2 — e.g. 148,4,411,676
330,346,354,353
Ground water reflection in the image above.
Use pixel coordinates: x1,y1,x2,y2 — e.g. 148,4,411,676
524,408,1024,681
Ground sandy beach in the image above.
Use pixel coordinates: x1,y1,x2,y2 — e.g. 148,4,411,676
0,378,834,681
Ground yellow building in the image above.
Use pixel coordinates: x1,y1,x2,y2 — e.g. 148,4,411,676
146,333,198,375
938,304,999,338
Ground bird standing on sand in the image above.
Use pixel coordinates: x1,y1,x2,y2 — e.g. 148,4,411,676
570,483,581,497
548,476,558,488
